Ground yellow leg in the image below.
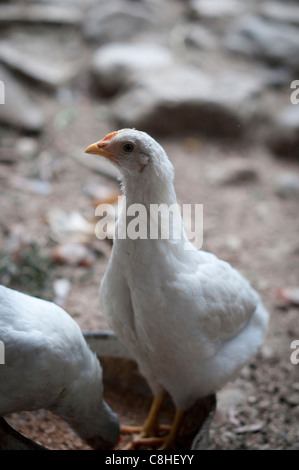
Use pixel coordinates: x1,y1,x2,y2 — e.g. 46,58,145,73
159,409,185,450
121,393,167,449
141,393,166,437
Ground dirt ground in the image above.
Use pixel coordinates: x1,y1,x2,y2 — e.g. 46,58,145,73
1,92,299,450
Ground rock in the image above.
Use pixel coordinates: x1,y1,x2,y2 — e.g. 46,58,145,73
15,137,39,159
82,0,156,44
9,175,52,195
284,393,299,407
260,1,299,27
269,105,299,158
223,235,242,253
83,181,120,205
208,158,259,185
189,0,245,19
184,24,219,50
0,4,82,25
233,422,264,434
112,67,263,137
0,65,44,132
275,173,299,198
47,209,95,243
225,16,299,70
217,387,247,413
275,287,299,306
52,243,96,267
91,43,173,96
0,41,82,89
53,278,71,306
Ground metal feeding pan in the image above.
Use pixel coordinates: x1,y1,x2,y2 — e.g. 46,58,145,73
85,331,216,451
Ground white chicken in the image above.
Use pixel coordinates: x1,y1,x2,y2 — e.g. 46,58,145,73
85,129,269,450
0,285,119,449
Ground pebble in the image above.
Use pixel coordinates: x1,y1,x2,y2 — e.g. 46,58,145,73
225,15,299,70
91,42,173,96
0,41,82,89
0,65,44,132
82,0,156,43
217,387,247,413
53,278,71,306
189,0,245,19
15,137,39,159
83,181,120,204
0,4,82,25
233,422,264,434
208,158,259,185
10,175,52,196
270,106,299,158
51,243,96,267
284,393,299,407
260,1,299,27
113,67,263,137
275,173,299,198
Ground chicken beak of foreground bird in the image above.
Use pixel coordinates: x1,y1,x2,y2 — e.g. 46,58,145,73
84,140,120,166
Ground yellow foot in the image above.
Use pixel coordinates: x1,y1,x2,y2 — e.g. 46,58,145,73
121,423,171,435
121,424,171,450
122,429,178,450
121,424,143,435
123,436,165,450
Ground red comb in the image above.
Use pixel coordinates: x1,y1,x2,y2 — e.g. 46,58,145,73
102,131,119,142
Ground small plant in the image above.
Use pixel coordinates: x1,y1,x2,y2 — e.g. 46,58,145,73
0,242,55,299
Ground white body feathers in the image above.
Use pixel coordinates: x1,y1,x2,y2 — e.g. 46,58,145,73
0,286,119,449
98,129,269,411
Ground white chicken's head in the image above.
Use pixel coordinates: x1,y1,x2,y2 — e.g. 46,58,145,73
85,128,174,181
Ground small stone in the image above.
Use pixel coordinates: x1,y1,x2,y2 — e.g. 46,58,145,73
91,43,173,96
184,24,219,50
269,106,299,158
275,173,299,198
53,278,71,306
284,393,299,406
10,175,52,195
260,1,299,27
83,181,120,204
83,1,156,44
208,158,258,185
0,41,82,89
259,344,275,360
52,243,96,267
225,16,299,70
47,209,95,243
189,0,245,19
113,67,263,137
0,65,44,132
275,287,299,306
224,235,242,253
0,4,82,25
233,422,264,434
217,387,247,413
15,138,39,159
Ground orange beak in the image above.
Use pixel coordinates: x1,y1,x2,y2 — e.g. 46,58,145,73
84,139,120,166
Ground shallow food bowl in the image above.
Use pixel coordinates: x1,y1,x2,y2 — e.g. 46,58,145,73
0,332,216,450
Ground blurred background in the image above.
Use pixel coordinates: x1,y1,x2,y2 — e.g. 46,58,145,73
0,0,298,450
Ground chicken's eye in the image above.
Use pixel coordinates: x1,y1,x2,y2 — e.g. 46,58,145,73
122,143,134,153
